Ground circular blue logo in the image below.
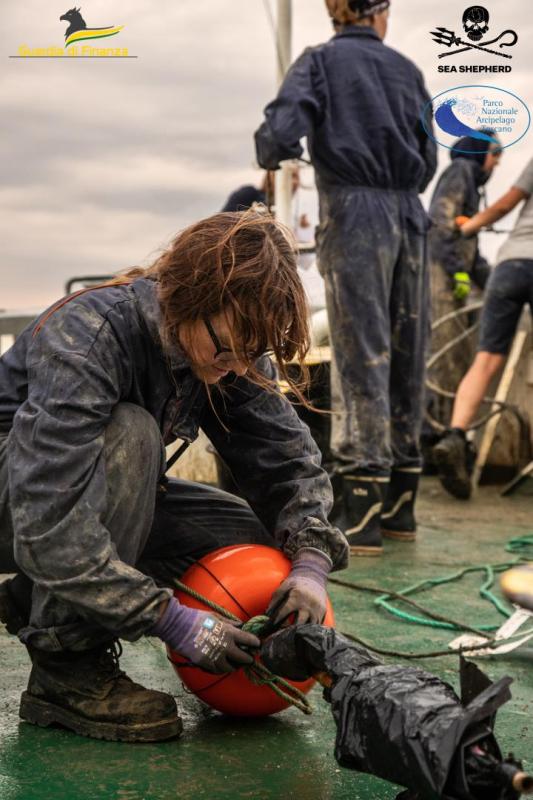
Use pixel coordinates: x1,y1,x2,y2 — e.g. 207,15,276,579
422,84,530,152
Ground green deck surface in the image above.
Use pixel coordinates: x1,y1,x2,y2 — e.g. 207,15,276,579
1,477,532,800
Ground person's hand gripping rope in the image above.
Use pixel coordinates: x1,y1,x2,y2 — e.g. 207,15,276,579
266,548,332,626
153,600,260,674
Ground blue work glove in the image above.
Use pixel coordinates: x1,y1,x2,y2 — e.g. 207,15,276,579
266,548,331,626
152,598,260,674
453,271,471,301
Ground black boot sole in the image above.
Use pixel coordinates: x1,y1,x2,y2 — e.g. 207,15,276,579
19,692,183,742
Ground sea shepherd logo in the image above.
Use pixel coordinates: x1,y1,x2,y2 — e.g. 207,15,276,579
11,7,133,58
431,6,518,74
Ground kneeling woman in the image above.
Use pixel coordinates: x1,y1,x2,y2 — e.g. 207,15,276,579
0,210,348,742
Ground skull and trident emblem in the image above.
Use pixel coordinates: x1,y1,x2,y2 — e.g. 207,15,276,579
431,6,518,59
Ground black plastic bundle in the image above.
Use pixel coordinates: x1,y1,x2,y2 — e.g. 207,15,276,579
260,625,529,800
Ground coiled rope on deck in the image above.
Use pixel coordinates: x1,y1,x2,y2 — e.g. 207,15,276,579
330,534,533,659
372,534,533,633
173,580,313,715
506,533,533,558
374,561,520,632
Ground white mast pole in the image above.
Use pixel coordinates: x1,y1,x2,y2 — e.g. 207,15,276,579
275,0,293,228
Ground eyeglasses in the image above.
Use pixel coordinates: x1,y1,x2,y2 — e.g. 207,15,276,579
203,317,233,359
204,317,272,363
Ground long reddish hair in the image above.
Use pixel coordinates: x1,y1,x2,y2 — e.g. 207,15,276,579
39,209,313,406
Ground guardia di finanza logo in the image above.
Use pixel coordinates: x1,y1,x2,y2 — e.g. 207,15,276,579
15,7,129,58
60,7,123,47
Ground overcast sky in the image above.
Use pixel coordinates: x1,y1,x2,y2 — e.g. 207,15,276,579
1,0,531,310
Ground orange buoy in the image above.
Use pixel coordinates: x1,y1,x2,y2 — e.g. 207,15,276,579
167,544,335,717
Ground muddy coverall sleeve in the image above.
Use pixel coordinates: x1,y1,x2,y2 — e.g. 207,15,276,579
202,357,349,571
429,166,474,278
416,71,437,192
9,326,170,640
255,49,324,170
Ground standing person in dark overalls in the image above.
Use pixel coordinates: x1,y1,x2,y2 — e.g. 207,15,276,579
427,131,501,432
0,210,348,742
255,0,437,555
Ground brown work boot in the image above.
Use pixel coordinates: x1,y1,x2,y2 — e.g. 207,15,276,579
20,641,182,742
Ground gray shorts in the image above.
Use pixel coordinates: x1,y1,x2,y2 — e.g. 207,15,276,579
478,259,533,355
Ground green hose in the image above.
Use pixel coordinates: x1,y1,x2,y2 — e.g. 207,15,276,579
375,534,533,631
505,534,533,558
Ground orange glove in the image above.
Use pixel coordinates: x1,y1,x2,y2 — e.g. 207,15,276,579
455,215,470,228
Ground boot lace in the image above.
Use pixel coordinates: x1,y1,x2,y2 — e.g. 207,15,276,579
97,640,124,679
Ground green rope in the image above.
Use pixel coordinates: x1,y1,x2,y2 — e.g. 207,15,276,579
374,561,521,631
373,535,533,633
506,534,533,558
173,581,313,715
173,581,242,624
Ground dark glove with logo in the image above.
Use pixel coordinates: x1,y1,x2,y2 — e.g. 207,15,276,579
266,547,331,626
152,598,260,674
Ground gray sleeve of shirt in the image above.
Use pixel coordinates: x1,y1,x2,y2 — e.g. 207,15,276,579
513,158,533,195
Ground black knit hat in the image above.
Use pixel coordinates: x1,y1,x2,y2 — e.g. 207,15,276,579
450,129,501,167
348,0,390,18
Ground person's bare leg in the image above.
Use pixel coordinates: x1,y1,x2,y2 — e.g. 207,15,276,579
451,351,506,430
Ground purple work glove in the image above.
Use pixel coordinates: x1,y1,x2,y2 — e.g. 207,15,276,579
153,598,260,674
266,547,332,626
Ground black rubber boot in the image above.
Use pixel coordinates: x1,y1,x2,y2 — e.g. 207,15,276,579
0,575,31,635
20,641,183,742
433,429,475,500
381,468,421,542
343,475,388,556
325,463,344,522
